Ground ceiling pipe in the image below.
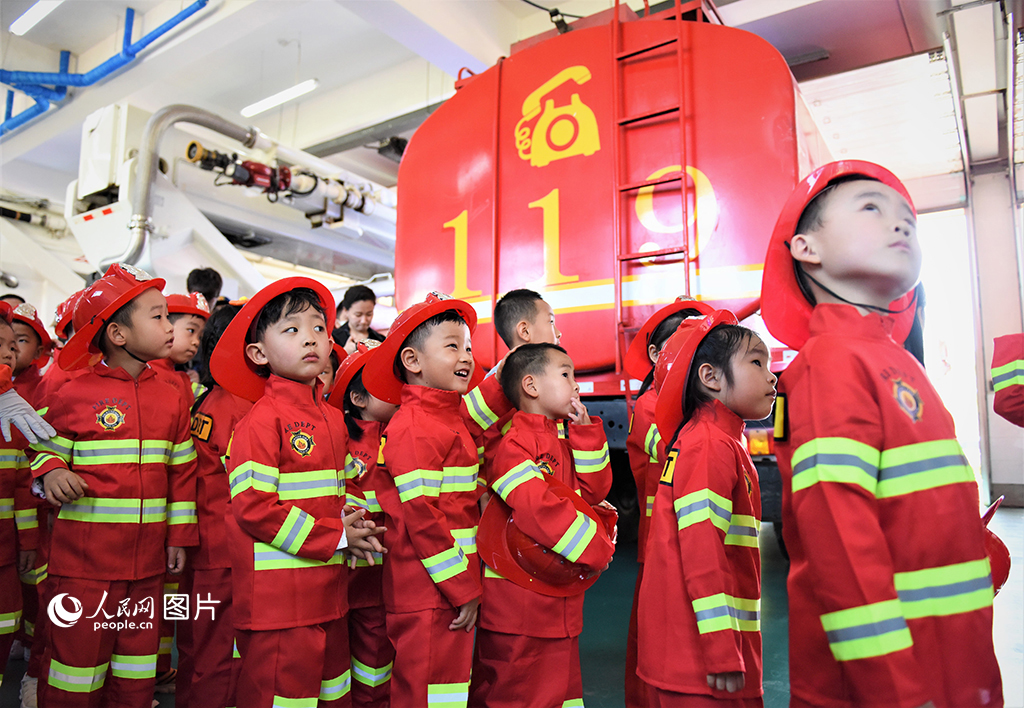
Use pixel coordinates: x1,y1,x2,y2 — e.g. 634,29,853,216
0,52,69,136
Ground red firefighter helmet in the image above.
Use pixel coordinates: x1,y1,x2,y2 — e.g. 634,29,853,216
210,277,335,402
327,339,382,411
653,310,739,441
761,160,918,350
478,474,617,598
53,290,85,340
981,496,1011,595
60,264,166,372
0,301,12,325
12,303,53,368
363,292,481,405
624,298,716,382
166,292,211,320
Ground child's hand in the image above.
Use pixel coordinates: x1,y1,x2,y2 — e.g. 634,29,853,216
344,336,359,355
493,346,521,380
707,672,745,693
568,398,591,426
18,549,36,575
42,468,88,506
166,546,187,574
449,597,480,632
342,508,386,558
187,370,200,384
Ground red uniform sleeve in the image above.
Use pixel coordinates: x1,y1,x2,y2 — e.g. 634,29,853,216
462,373,513,448
228,412,344,563
27,396,73,479
165,393,199,548
992,334,1024,427
491,434,613,571
0,364,11,394
783,346,929,707
14,450,39,551
669,432,748,675
567,418,612,505
383,419,481,608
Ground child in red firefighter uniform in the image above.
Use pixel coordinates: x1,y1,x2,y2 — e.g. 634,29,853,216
623,298,714,708
10,301,52,408
174,302,251,708
761,160,1003,708
0,302,39,688
469,342,615,708
328,339,399,707
209,277,385,708
27,263,199,708
637,310,776,708
362,292,512,708
36,289,86,403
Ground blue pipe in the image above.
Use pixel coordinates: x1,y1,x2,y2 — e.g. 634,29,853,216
0,0,207,87
0,95,49,136
4,92,12,122
1,51,69,136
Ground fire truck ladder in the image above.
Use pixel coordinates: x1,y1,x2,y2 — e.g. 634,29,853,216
610,0,704,412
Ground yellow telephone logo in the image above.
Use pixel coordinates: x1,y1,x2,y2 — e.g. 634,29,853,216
515,66,601,168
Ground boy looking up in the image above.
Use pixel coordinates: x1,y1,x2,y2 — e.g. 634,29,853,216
493,289,561,353
209,277,385,708
362,292,512,708
28,263,199,708
761,161,1002,708
470,343,614,708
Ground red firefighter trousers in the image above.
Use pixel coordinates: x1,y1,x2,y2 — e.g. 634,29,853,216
468,630,583,708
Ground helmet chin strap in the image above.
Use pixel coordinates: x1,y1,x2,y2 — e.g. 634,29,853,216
800,269,917,315
119,344,151,364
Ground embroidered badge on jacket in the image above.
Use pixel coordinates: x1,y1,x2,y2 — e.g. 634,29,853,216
290,429,315,457
893,378,923,422
97,404,126,431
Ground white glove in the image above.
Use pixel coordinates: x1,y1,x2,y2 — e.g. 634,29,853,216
0,388,56,444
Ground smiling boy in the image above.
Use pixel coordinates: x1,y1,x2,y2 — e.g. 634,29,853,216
762,161,1002,708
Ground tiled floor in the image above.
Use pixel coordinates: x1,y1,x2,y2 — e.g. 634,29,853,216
4,510,1022,708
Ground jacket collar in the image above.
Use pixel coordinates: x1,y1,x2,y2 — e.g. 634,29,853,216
93,360,157,382
809,303,897,341
400,384,463,410
510,409,560,436
13,365,41,386
149,358,175,373
691,399,746,441
263,373,324,406
354,417,383,438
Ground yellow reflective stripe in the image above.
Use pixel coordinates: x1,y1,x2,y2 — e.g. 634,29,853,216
15,508,38,531
441,465,478,494
273,696,318,708
271,505,315,555
343,454,360,481
31,434,72,462
0,609,21,634
427,681,470,707
421,543,468,584
563,700,585,708
319,669,352,701
501,418,514,436
552,510,598,562
724,513,760,547
110,653,158,680
140,440,172,464
484,564,505,579
48,659,108,693
362,490,382,514
894,558,994,619
253,541,345,570
791,437,879,494
0,497,12,519
992,359,1024,391
58,497,166,524
351,657,393,687
573,443,609,473
168,439,197,465
645,494,655,518
351,551,385,568
451,525,478,555
229,460,280,497
31,452,66,473
820,598,912,661
0,449,25,469
20,562,47,585
692,593,760,633
644,423,660,463
464,387,499,431
277,468,340,501
492,460,545,501
396,468,443,502
674,489,732,533
876,440,975,498
166,501,197,525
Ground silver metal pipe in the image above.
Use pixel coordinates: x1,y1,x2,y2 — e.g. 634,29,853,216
109,104,257,270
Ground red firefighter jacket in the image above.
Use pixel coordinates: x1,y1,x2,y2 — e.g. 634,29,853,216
479,411,613,639
0,365,11,394
346,417,386,610
13,366,43,408
637,400,762,697
28,362,199,581
2,428,39,566
992,333,1024,427
36,363,86,410
152,358,197,405
775,304,1002,708
227,374,359,631
626,388,665,564
190,385,253,570
377,376,510,614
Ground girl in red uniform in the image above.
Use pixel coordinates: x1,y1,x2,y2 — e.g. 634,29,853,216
623,299,713,708
637,310,777,708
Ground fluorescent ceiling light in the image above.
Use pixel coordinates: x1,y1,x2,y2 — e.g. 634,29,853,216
241,79,318,118
9,0,64,36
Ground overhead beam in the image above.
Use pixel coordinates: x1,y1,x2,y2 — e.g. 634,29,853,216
303,101,444,158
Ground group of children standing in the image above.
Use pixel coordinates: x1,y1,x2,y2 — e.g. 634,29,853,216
0,158,1006,708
